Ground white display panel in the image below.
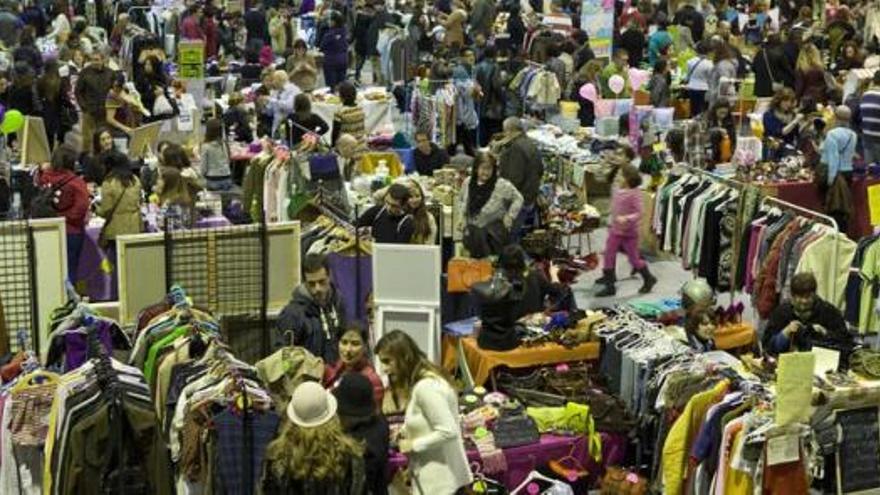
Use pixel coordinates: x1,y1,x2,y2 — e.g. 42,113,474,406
372,244,441,306
375,305,439,364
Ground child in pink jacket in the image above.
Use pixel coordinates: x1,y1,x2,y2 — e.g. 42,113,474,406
596,163,656,296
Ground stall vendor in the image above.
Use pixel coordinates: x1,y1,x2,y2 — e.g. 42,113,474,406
681,279,717,352
763,273,851,355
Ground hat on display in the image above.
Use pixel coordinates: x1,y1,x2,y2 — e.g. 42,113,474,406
333,373,376,418
287,381,338,427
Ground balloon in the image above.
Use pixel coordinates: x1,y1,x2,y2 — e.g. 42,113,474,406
579,83,598,103
608,75,625,95
0,103,5,125
0,110,24,135
628,68,651,91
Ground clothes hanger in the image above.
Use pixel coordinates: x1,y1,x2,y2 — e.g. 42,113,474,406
548,442,588,481
511,463,560,495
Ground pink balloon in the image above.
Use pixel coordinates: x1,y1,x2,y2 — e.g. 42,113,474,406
629,68,651,91
579,83,598,103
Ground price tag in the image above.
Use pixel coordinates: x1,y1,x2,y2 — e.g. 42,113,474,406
767,435,800,466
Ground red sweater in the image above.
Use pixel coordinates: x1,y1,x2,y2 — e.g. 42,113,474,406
36,169,90,234
323,357,385,408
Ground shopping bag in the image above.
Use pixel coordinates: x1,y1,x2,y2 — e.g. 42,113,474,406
447,257,493,293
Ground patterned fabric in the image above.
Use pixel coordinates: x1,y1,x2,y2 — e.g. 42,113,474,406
9,382,57,446
213,409,280,494
335,106,366,142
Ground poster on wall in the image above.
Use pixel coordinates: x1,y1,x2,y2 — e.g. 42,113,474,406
580,0,614,59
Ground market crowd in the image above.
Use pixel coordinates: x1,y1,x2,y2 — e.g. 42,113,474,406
0,0,876,491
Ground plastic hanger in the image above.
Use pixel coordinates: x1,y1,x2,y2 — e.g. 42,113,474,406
512,456,559,495
548,443,588,481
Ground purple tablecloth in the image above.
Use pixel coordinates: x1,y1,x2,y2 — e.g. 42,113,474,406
388,434,598,489
74,216,233,302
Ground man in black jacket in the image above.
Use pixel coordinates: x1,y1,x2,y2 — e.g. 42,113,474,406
274,254,348,362
356,183,415,244
752,34,796,97
244,1,268,44
763,273,852,356
75,51,115,154
499,117,543,236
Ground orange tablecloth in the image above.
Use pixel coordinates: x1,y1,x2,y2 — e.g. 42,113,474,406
714,323,756,351
443,336,600,386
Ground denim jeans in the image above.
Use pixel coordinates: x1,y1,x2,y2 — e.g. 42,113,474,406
864,136,880,165
66,233,84,284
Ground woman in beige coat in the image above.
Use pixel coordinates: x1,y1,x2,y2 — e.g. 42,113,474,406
96,151,143,243
286,39,318,92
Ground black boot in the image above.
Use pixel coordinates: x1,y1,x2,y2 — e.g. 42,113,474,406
594,269,615,286
638,266,657,294
596,270,617,297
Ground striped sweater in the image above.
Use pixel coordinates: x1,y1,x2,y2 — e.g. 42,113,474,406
860,89,880,138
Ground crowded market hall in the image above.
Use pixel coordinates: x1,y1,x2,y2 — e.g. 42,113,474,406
6,0,880,493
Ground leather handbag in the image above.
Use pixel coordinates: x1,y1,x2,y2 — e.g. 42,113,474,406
447,257,494,293
600,467,648,495
493,413,541,448
308,153,341,180
583,389,638,433
673,98,691,119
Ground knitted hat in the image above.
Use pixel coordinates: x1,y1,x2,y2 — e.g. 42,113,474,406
333,373,376,418
286,381,337,428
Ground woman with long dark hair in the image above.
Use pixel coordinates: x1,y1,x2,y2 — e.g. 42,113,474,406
95,151,143,247
375,330,471,494
456,151,523,258
38,60,76,149
289,93,329,146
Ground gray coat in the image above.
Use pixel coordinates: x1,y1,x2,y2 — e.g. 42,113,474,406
499,134,544,205
456,177,523,234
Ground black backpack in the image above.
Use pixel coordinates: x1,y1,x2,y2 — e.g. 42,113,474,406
29,175,76,218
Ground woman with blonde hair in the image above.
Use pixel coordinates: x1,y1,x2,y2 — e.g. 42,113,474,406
375,330,471,494
264,381,366,494
795,43,830,103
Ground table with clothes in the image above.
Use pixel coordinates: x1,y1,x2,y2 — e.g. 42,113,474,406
441,333,601,387
759,176,880,238
388,433,605,490
311,96,394,141
74,215,233,301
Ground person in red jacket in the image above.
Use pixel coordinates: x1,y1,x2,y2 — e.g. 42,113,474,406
37,145,90,283
202,6,220,60
323,327,384,410
179,4,205,41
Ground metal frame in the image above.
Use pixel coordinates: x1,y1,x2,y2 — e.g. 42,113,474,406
761,195,841,304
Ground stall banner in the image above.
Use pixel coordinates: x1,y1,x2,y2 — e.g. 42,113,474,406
178,41,205,80
580,0,614,59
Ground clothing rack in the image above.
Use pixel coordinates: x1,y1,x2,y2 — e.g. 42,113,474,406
681,167,747,304
761,195,841,304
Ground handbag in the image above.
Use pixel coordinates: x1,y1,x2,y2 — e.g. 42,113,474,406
447,257,493,293
600,467,648,495
29,174,77,218
308,153,341,180
583,389,638,433
763,50,784,92
493,413,541,448
463,220,509,259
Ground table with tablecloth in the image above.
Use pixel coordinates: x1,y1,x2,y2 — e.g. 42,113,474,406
74,215,233,302
442,335,601,387
388,434,601,490
312,97,394,141
759,177,880,238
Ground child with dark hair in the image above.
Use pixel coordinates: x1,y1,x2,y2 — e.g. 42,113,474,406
596,163,656,296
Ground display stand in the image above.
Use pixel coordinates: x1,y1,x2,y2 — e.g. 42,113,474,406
0,218,67,356
372,244,441,362
115,221,301,328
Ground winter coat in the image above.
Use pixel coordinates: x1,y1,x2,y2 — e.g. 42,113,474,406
456,177,523,233
320,27,348,68
475,60,505,120
752,45,795,97
75,64,115,117
262,454,367,495
287,53,319,92
95,175,143,240
499,134,544,205
274,285,348,364
36,169,90,234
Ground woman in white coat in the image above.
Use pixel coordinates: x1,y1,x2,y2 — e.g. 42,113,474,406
375,330,472,494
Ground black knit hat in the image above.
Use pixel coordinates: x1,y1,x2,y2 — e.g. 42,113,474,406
332,373,375,418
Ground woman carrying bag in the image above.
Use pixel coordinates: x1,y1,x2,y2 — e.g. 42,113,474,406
456,151,523,258
95,151,143,252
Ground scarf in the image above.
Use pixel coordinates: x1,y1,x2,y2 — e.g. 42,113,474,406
467,171,497,217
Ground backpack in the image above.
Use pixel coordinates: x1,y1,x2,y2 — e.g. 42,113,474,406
29,175,76,218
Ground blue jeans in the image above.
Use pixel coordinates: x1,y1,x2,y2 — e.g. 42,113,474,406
66,233,84,284
207,178,234,191
864,136,880,165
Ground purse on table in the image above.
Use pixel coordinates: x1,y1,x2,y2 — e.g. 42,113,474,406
447,257,494,293
600,466,648,495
